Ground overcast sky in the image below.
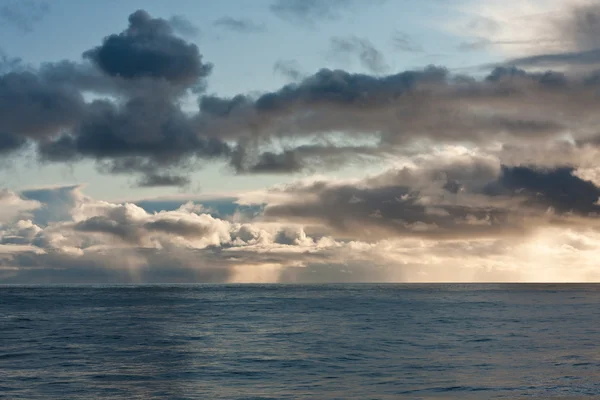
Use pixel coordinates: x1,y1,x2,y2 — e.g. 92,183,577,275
2,0,600,283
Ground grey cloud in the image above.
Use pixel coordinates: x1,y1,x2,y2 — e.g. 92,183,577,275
488,3,600,69
83,10,212,85
169,15,201,37
457,39,558,52
213,17,266,33
232,143,390,175
137,174,192,188
39,96,231,183
270,0,385,26
195,65,577,154
265,182,516,241
7,7,600,182
0,71,85,139
485,166,600,215
273,60,304,81
144,219,212,238
0,10,225,183
391,31,423,53
467,16,501,36
558,3,600,52
329,36,389,74
261,160,600,241
0,52,23,74
0,0,49,33
74,215,142,243
0,133,26,154
270,0,354,25
503,48,600,68
232,148,304,174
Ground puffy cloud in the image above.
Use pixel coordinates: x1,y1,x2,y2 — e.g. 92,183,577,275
0,190,40,223
5,6,600,184
0,71,85,140
83,10,212,85
2,181,600,283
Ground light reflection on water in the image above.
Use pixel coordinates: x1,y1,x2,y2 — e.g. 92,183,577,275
1,284,600,399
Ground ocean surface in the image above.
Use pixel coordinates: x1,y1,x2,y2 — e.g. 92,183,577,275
1,284,600,399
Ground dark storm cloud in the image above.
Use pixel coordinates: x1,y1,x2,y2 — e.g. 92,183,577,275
213,17,266,33
0,0,49,33
329,36,389,73
83,10,212,85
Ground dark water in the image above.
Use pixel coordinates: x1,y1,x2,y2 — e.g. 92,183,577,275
2,284,600,399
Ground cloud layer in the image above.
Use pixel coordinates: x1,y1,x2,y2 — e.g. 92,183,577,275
3,3,600,282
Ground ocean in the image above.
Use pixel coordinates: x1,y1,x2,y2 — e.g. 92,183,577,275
1,284,600,399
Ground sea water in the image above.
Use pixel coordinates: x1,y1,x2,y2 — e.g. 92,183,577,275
1,284,600,399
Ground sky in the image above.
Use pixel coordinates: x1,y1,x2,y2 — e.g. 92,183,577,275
2,0,600,283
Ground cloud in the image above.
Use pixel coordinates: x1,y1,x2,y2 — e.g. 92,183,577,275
194,65,582,158
0,71,85,141
39,95,231,178
0,10,228,186
329,36,389,73
3,182,600,283
502,48,600,69
270,0,383,26
254,152,600,241
0,190,40,223
455,0,600,67
21,184,84,225
136,174,192,188
4,7,600,187
213,17,266,33
0,0,49,33
273,60,304,81
391,31,423,53
168,15,201,37
83,10,212,85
